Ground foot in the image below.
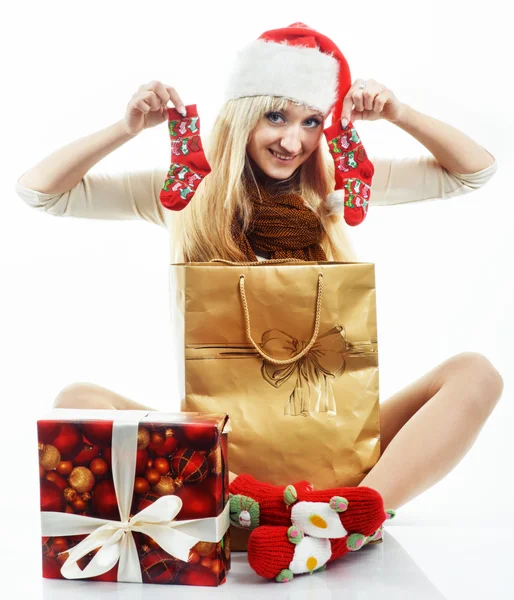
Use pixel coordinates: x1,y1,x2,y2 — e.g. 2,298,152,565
248,505,396,581
229,474,313,529
230,474,387,538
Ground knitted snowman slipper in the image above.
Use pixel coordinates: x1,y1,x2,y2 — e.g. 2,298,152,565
229,474,386,534
229,474,313,529
248,506,397,582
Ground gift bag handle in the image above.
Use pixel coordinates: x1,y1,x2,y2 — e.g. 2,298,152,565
211,258,304,266
239,272,324,365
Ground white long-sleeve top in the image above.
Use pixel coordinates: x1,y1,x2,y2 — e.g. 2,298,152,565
14,155,498,258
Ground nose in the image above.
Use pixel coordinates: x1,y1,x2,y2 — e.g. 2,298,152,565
279,126,302,155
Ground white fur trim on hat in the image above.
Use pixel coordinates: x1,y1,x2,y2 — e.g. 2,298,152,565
224,39,339,113
324,189,346,216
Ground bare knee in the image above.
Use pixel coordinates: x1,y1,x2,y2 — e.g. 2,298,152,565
53,382,104,409
441,352,504,414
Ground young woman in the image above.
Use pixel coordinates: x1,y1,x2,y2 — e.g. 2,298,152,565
17,23,502,582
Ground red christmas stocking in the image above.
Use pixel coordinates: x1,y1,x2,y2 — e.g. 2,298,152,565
159,104,211,211
323,119,374,226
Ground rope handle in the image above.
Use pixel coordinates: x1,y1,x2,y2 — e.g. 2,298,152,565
238,272,324,366
211,258,304,266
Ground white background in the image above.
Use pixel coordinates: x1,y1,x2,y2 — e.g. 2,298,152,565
2,1,513,597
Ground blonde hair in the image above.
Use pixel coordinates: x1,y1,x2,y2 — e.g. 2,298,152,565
171,95,359,263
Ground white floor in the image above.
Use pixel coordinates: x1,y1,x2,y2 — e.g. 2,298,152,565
2,416,513,598
1,524,511,599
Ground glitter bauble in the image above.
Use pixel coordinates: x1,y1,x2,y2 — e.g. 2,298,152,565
68,466,95,493
39,444,61,471
64,487,77,503
152,476,175,496
194,541,216,557
137,426,150,450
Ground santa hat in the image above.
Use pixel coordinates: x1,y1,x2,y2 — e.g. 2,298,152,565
224,22,374,226
160,23,373,225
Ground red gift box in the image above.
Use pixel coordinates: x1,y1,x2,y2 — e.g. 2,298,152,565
37,409,231,586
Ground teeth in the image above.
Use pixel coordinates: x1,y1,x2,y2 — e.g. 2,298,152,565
270,150,296,161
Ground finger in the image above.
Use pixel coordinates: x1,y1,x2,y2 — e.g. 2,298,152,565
164,86,187,116
341,88,355,126
373,91,389,113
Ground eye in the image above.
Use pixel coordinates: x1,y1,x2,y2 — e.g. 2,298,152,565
266,111,284,124
304,117,322,128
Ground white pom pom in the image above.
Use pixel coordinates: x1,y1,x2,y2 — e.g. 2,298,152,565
324,190,346,217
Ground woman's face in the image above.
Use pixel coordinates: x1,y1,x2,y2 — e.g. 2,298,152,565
246,102,326,181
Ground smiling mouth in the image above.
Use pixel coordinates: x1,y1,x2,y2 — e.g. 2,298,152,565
268,149,299,162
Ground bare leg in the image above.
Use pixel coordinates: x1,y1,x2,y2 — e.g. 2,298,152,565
359,352,504,509
53,382,156,410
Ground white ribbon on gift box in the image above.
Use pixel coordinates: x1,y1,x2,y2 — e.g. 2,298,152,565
40,410,230,582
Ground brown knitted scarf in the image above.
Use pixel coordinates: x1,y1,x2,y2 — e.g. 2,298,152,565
232,182,327,261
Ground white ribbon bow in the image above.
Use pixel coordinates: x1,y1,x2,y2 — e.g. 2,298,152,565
40,410,230,582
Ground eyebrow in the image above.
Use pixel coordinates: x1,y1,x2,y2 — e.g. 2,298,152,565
276,107,325,119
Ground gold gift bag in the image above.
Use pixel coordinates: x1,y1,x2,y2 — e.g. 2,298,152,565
170,260,381,550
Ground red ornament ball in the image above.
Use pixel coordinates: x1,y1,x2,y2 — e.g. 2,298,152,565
40,479,66,512
134,477,150,495
45,471,68,491
175,563,218,586
136,492,160,514
56,461,73,476
42,557,63,579
82,421,113,447
91,480,120,521
174,485,216,520
153,457,169,475
177,424,219,452
148,436,179,457
140,549,179,584
38,421,62,444
135,449,148,476
90,457,108,477
171,448,208,484
52,424,82,460
73,443,100,466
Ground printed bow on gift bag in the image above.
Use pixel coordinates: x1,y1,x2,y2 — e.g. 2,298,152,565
259,325,348,417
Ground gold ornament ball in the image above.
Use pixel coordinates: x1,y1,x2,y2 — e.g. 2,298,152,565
137,426,150,450
39,444,61,471
63,487,77,503
152,476,176,496
195,541,216,556
69,466,95,493
208,446,222,475
81,492,92,502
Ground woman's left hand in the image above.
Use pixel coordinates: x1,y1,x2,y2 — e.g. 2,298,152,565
341,79,405,127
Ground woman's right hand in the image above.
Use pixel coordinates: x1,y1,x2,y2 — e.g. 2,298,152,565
123,80,186,136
